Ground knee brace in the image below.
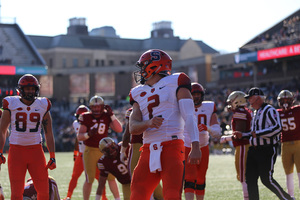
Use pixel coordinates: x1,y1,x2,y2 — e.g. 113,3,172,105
195,183,206,191
184,181,196,189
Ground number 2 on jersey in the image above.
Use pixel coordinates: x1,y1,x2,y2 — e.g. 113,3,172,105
147,94,160,119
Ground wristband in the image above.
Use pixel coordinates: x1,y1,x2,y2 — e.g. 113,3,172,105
84,132,90,139
50,152,55,159
111,115,117,121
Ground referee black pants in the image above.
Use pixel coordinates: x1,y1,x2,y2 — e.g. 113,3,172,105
246,144,292,200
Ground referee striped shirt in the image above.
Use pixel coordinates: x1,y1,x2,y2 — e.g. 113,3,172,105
250,103,282,146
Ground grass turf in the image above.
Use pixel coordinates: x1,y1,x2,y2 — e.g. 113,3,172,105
0,152,299,199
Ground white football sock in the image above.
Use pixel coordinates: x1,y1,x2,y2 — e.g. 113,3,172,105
286,173,294,197
242,181,249,200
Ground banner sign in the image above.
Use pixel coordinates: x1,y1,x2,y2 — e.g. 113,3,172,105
257,44,300,61
0,65,47,75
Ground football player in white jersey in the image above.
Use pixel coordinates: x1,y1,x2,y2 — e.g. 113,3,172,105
184,82,221,200
129,49,201,200
0,74,56,199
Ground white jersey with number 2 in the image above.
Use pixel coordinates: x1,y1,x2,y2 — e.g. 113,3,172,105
130,72,191,144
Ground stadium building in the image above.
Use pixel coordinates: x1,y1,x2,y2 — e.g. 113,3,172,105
1,9,300,107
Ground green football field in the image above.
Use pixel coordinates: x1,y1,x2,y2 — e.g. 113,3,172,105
0,152,299,199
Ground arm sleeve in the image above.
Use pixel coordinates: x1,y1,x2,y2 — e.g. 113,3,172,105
179,98,199,142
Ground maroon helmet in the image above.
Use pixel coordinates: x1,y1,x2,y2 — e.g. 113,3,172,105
74,105,90,119
17,74,40,101
191,82,205,105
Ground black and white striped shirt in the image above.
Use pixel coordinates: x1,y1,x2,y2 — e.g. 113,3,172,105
249,103,282,146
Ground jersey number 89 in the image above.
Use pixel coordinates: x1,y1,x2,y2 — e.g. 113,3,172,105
15,112,41,132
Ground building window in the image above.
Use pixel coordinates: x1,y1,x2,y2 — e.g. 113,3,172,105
109,60,114,66
73,58,78,67
95,59,99,67
101,60,105,66
62,58,67,68
85,59,90,67
120,60,125,65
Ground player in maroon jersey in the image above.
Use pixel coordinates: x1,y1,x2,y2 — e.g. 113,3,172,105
77,95,123,200
224,91,252,200
277,90,300,199
96,137,131,200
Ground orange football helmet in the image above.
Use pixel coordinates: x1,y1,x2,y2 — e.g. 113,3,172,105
134,49,172,84
191,82,205,105
17,74,40,101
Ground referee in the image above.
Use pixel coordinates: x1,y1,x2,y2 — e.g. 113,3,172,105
234,87,292,200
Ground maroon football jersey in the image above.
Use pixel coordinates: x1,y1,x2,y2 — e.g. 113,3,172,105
232,106,252,147
278,105,300,142
79,112,112,148
97,145,131,185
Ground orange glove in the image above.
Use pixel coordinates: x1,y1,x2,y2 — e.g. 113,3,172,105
46,152,56,170
198,124,208,132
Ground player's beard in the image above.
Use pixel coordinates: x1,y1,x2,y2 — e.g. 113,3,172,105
23,93,35,101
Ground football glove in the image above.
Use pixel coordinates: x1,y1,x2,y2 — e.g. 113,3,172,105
0,153,5,164
46,158,56,170
105,105,114,116
198,124,208,132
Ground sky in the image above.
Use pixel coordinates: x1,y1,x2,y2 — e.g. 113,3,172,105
1,0,300,53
